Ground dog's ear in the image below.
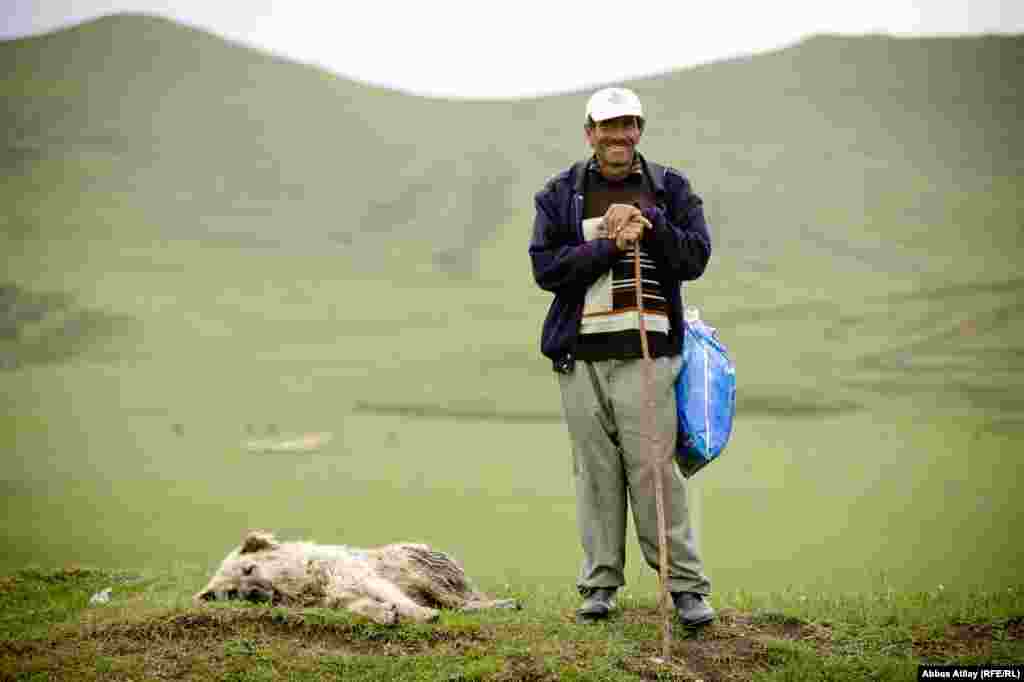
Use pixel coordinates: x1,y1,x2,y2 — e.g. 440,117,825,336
240,530,279,554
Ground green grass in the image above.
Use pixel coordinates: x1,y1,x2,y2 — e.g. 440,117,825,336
0,567,1021,680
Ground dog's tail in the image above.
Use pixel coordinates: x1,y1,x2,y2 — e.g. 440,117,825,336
400,545,521,611
403,545,474,605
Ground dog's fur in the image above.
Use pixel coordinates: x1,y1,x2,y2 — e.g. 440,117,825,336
195,531,518,624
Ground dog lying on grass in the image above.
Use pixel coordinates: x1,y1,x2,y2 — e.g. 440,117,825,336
195,531,519,624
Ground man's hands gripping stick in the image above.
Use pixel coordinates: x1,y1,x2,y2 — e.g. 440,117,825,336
602,203,652,251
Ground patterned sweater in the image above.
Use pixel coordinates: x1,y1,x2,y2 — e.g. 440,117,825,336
575,158,674,361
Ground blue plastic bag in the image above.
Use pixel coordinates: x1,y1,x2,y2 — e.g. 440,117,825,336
675,308,736,478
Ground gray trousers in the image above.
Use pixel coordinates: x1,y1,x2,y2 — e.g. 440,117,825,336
558,355,711,596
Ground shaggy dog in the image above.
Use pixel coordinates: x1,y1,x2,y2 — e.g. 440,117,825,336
195,531,518,624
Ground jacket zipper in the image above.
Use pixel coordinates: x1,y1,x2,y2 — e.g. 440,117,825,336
574,193,584,242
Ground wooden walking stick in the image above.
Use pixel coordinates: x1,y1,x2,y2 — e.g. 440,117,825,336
632,234,673,661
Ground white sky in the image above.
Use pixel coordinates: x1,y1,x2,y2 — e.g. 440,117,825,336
3,1,1023,98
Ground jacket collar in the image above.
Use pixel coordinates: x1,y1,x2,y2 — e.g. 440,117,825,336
574,152,664,194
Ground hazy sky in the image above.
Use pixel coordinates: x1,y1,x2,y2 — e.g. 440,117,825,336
3,0,1023,98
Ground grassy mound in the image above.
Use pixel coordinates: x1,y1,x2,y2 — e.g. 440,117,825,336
2,567,1021,680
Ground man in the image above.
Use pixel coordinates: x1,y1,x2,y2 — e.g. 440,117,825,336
529,87,714,626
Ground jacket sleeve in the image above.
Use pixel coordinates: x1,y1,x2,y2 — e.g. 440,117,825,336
529,188,619,296
641,170,712,282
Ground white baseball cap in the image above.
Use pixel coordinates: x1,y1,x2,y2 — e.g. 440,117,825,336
586,87,644,124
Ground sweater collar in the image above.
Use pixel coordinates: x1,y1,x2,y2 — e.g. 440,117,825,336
575,152,662,194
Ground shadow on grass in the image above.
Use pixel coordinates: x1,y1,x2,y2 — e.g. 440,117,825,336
352,400,563,424
736,393,862,417
0,282,139,371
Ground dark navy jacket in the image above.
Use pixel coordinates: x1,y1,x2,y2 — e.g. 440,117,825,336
529,154,712,371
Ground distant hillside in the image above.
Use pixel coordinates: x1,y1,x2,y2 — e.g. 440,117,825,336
0,14,522,275
2,14,1021,280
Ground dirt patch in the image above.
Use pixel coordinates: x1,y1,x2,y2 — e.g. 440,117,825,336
2,608,493,681
618,608,834,681
78,609,488,656
1007,615,1024,640
491,652,559,682
913,615,1024,662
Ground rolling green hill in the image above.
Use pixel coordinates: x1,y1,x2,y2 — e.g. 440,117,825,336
1,14,1021,594
4,15,1020,275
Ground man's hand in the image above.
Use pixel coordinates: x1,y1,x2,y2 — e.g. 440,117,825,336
613,215,651,251
602,203,650,251
604,203,641,236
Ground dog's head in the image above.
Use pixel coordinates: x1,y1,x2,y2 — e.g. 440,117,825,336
194,531,303,605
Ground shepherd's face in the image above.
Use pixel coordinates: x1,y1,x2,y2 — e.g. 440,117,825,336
585,115,643,176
